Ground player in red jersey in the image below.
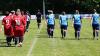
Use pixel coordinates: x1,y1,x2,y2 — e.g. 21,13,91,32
10,10,16,42
21,11,27,32
2,11,13,46
12,9,26,47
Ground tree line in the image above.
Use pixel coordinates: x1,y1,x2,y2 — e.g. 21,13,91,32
0,0,100,14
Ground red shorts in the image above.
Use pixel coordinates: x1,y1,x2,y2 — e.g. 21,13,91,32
14,26,24,37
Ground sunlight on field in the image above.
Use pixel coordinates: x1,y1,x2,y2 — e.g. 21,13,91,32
0,19,100,56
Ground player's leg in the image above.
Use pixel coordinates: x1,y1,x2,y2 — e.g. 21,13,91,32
50,25,54,38
18,36,23,47
93,30,95,39
38,23,40,29
38,19,41,29
61,25,64,38
77,31,80,40
37,19,40,29
37,23,39,28
92,24,96,39
63,25,67,38
95,24,99,40
6,36,11,46
74,24,77,39
15,37,19,46
63,30,66,39
26,21,28,32
26,21,30,32
47,25,50,38
77,24,81,40
27,21,30,30
96,30,99,40
9,36,12,46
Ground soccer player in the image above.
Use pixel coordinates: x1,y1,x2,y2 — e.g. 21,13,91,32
26,11,31,32
46,10,55,38
73,10,82,40
2,11,13,46
91,9,100,40
12,9,26,47
21,11,27,32
36,10,42,29
10,10,16,42
59,11,68,39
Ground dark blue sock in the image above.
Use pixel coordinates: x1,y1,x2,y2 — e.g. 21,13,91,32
78,32,80,38
61,30,63,37
93,32,95,37
75,32,77,38
47,29,50,36
96,31,99,37
64,31,66,37
51,31,53,37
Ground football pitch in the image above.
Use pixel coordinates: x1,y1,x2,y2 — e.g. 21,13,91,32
0,19,100,56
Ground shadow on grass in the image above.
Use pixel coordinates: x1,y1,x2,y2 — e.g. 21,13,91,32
0,39,15,47
0,39,6,41
0,43,16,47
0,45,15,47
60,37,93,40
80,38,93,40
0,39,6,47
37,36,59,39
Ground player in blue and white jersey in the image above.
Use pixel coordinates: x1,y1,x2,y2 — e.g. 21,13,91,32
73,10,82,40
91,9,100,40
59,11,68,39
46,10,55,38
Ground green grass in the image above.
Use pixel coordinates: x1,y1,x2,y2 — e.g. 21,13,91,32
0,19,100,56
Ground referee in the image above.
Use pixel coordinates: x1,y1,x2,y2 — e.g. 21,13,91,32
36,10,42,29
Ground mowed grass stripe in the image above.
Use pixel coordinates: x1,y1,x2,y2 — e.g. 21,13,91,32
31,20,58,56
80,20,100,56
27,20,44,56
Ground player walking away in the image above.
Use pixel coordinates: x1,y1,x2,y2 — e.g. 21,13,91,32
21,11,27,33
91,9,100,40
12,9,26,47
36,10,42,29
46,10,55,38
73,10,82,40
2,11,13,46
59,12,68,39
10,10,16,42
26,11,31,32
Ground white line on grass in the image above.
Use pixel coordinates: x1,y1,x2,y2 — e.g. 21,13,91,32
26,25,43,56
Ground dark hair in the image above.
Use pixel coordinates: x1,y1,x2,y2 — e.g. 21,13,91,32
5,11,9,16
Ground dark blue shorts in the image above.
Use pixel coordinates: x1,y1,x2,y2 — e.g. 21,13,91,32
47,25,54,29
61,25,68,30
92,24,99,30
74,24,81,31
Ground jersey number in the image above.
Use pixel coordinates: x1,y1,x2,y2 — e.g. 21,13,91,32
6,20,10,25
15,20,20,26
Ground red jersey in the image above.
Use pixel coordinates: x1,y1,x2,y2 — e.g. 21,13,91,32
22,15,27,26
12,15,25,37
22,15,27,33
10,14,16,19
10,14,16,36
2,16,13,36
